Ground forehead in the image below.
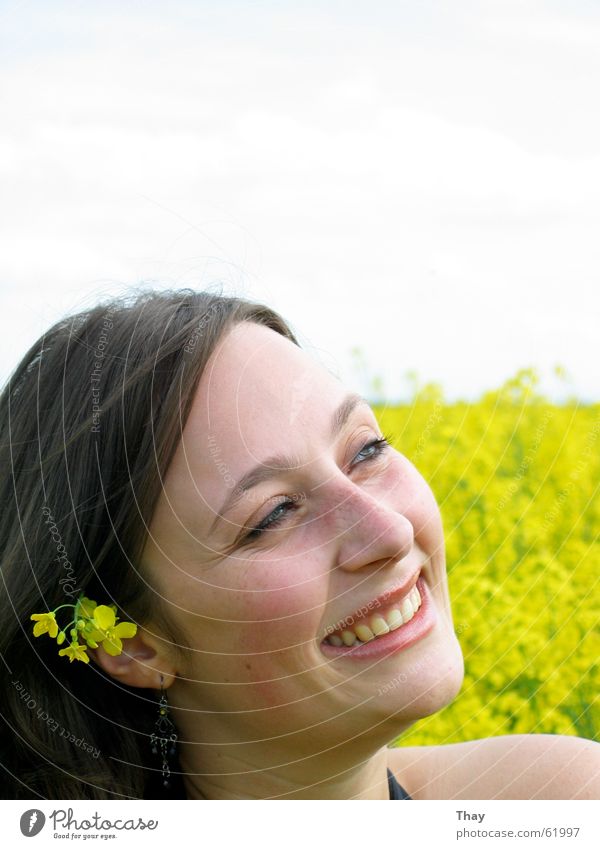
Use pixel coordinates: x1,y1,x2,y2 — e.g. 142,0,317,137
190,321,340,445
152,322,349,537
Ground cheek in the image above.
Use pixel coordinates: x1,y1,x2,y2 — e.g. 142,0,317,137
228,559,327,654
411,484,444,554
219,561,328,710
393,458,444,549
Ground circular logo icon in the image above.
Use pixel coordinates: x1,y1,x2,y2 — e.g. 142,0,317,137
19,810,46,837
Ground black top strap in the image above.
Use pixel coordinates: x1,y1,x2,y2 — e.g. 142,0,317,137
387,767,413,799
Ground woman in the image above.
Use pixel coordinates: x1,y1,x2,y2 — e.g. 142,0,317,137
0,288,597,800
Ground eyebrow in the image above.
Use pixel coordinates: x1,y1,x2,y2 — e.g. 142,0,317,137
208,392,371,535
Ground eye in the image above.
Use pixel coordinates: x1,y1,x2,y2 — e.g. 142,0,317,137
352,434,394,465
241,432,395,544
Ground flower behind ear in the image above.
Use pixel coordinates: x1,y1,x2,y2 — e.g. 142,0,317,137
92,605,138,656
30,612,58,638
78,596,97,618
29,594,138,663
58,641,90,663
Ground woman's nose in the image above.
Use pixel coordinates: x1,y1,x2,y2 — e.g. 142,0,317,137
326,477,415,573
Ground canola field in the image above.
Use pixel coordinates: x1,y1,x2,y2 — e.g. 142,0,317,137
372,369,599,745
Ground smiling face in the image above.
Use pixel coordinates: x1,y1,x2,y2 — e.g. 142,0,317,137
141,321,464,760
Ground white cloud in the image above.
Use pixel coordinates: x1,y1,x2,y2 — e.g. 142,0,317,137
1,0,599,400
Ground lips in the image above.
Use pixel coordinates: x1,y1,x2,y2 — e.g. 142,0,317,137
321,568,422,645
320,576,436,660
325,583,422,646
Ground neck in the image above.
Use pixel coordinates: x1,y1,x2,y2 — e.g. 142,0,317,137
174,727,402,799
168,675,414,800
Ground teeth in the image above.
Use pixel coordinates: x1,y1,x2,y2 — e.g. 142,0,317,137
324,583,423,646
400,596,415,622
355,624,375,642
371,616,390,636
386,608,404,630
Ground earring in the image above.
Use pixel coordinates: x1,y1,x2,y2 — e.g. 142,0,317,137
150,674,178,788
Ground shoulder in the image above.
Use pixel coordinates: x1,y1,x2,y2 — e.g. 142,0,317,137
387,734,600,800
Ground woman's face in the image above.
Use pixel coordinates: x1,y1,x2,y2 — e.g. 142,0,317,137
141,321,464,753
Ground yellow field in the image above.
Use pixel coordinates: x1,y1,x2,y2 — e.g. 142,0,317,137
373,369,600,744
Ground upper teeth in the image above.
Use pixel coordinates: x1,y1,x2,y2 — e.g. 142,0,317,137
324,585,422,646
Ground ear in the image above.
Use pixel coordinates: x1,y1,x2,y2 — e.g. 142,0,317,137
89,628,177,690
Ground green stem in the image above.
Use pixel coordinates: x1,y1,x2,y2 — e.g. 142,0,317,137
61,617,77,635
52,603,76,615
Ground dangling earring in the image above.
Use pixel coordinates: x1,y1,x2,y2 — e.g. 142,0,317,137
150,674,178,788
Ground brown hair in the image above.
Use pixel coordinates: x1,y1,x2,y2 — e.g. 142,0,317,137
0,287,299,799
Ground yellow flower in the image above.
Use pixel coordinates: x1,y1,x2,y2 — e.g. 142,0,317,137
58,641,90,663
374,388,599,746
80,620,105,648
30,593,138,664
78,596,97,618
77,597,122,648
30,612,59,639
92,605,137,656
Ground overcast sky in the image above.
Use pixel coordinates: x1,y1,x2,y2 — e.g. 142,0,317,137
1,0,599,401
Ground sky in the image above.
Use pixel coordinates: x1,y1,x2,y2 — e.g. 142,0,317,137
1,0,599,401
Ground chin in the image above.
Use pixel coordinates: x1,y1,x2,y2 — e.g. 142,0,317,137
376,632,465,725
